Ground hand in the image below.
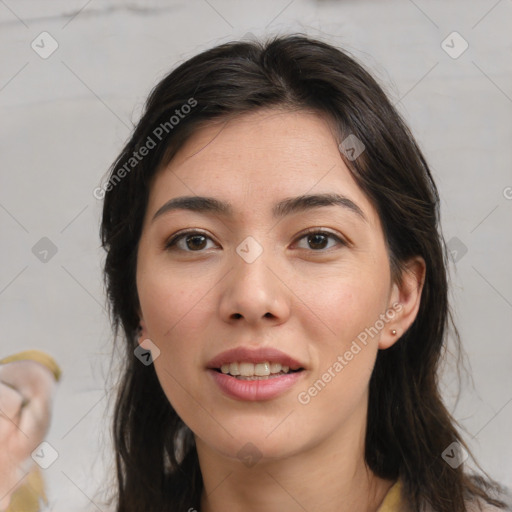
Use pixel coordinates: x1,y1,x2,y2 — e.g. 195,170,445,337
0,360,57,511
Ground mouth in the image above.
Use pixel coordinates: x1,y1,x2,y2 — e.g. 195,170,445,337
212,361,305,381
206,346,307,400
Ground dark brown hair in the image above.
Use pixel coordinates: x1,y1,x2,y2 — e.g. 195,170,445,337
100,34,508,511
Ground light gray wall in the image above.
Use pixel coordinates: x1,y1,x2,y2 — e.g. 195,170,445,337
1,1,511,509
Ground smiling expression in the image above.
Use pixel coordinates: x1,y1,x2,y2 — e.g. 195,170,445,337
136,108,405,460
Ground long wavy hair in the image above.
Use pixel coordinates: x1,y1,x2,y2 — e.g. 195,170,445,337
100,34,508,511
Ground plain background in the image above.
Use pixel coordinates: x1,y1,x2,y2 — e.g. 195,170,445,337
1,0,511,510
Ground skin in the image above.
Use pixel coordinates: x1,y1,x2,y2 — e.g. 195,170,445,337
136,109,425,512
0,361,56,511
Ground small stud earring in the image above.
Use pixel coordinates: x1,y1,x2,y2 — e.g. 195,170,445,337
391,329,397,335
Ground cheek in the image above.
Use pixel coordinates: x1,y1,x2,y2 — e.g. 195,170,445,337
137,267,218,414
295,264,390,354
138,261,217,339
293,267,389,407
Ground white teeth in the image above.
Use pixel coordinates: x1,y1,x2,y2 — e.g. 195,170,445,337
239,362,254,376
254,362,270,376
218,361,295,377
269,362,281,373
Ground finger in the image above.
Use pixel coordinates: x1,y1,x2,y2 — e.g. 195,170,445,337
0,381,25,422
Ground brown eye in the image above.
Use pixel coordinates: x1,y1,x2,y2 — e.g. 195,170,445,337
295,230,346,251
307,233,329,250
185,234,208,250
165,231,216,252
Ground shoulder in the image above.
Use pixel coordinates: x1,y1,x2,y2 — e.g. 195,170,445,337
469,501,512,512
465,501,512,512
378,479,512,512
465,485,512,512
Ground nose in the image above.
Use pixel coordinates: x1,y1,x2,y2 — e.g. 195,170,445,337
218,248,291,326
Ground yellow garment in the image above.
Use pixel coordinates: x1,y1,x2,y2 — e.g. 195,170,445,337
5,468,47,512
0,350,61,382
0,350,61,512
377,479,403,512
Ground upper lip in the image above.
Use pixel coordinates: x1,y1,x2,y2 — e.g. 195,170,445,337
206,347,305,370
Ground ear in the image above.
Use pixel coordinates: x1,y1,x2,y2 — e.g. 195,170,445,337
379,256,426,350
137,310,149,342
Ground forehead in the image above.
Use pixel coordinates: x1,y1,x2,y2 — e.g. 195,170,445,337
147,109,378,227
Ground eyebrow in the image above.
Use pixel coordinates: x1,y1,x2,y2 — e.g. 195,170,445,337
152,193,367,223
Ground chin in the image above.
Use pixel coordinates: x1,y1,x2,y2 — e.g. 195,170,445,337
193,415,311,464
211,436,302,465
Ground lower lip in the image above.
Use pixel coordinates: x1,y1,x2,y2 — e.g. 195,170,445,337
207,369,305,401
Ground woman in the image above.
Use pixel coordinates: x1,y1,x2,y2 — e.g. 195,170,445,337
100,34,511,511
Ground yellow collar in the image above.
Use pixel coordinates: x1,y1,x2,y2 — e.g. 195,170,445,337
377,479,402,512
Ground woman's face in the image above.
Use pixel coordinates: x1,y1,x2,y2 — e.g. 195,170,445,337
136,109,413,462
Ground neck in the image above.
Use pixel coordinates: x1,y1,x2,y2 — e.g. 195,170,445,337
196,404,394,512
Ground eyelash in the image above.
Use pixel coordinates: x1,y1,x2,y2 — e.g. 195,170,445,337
164,228,347,253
